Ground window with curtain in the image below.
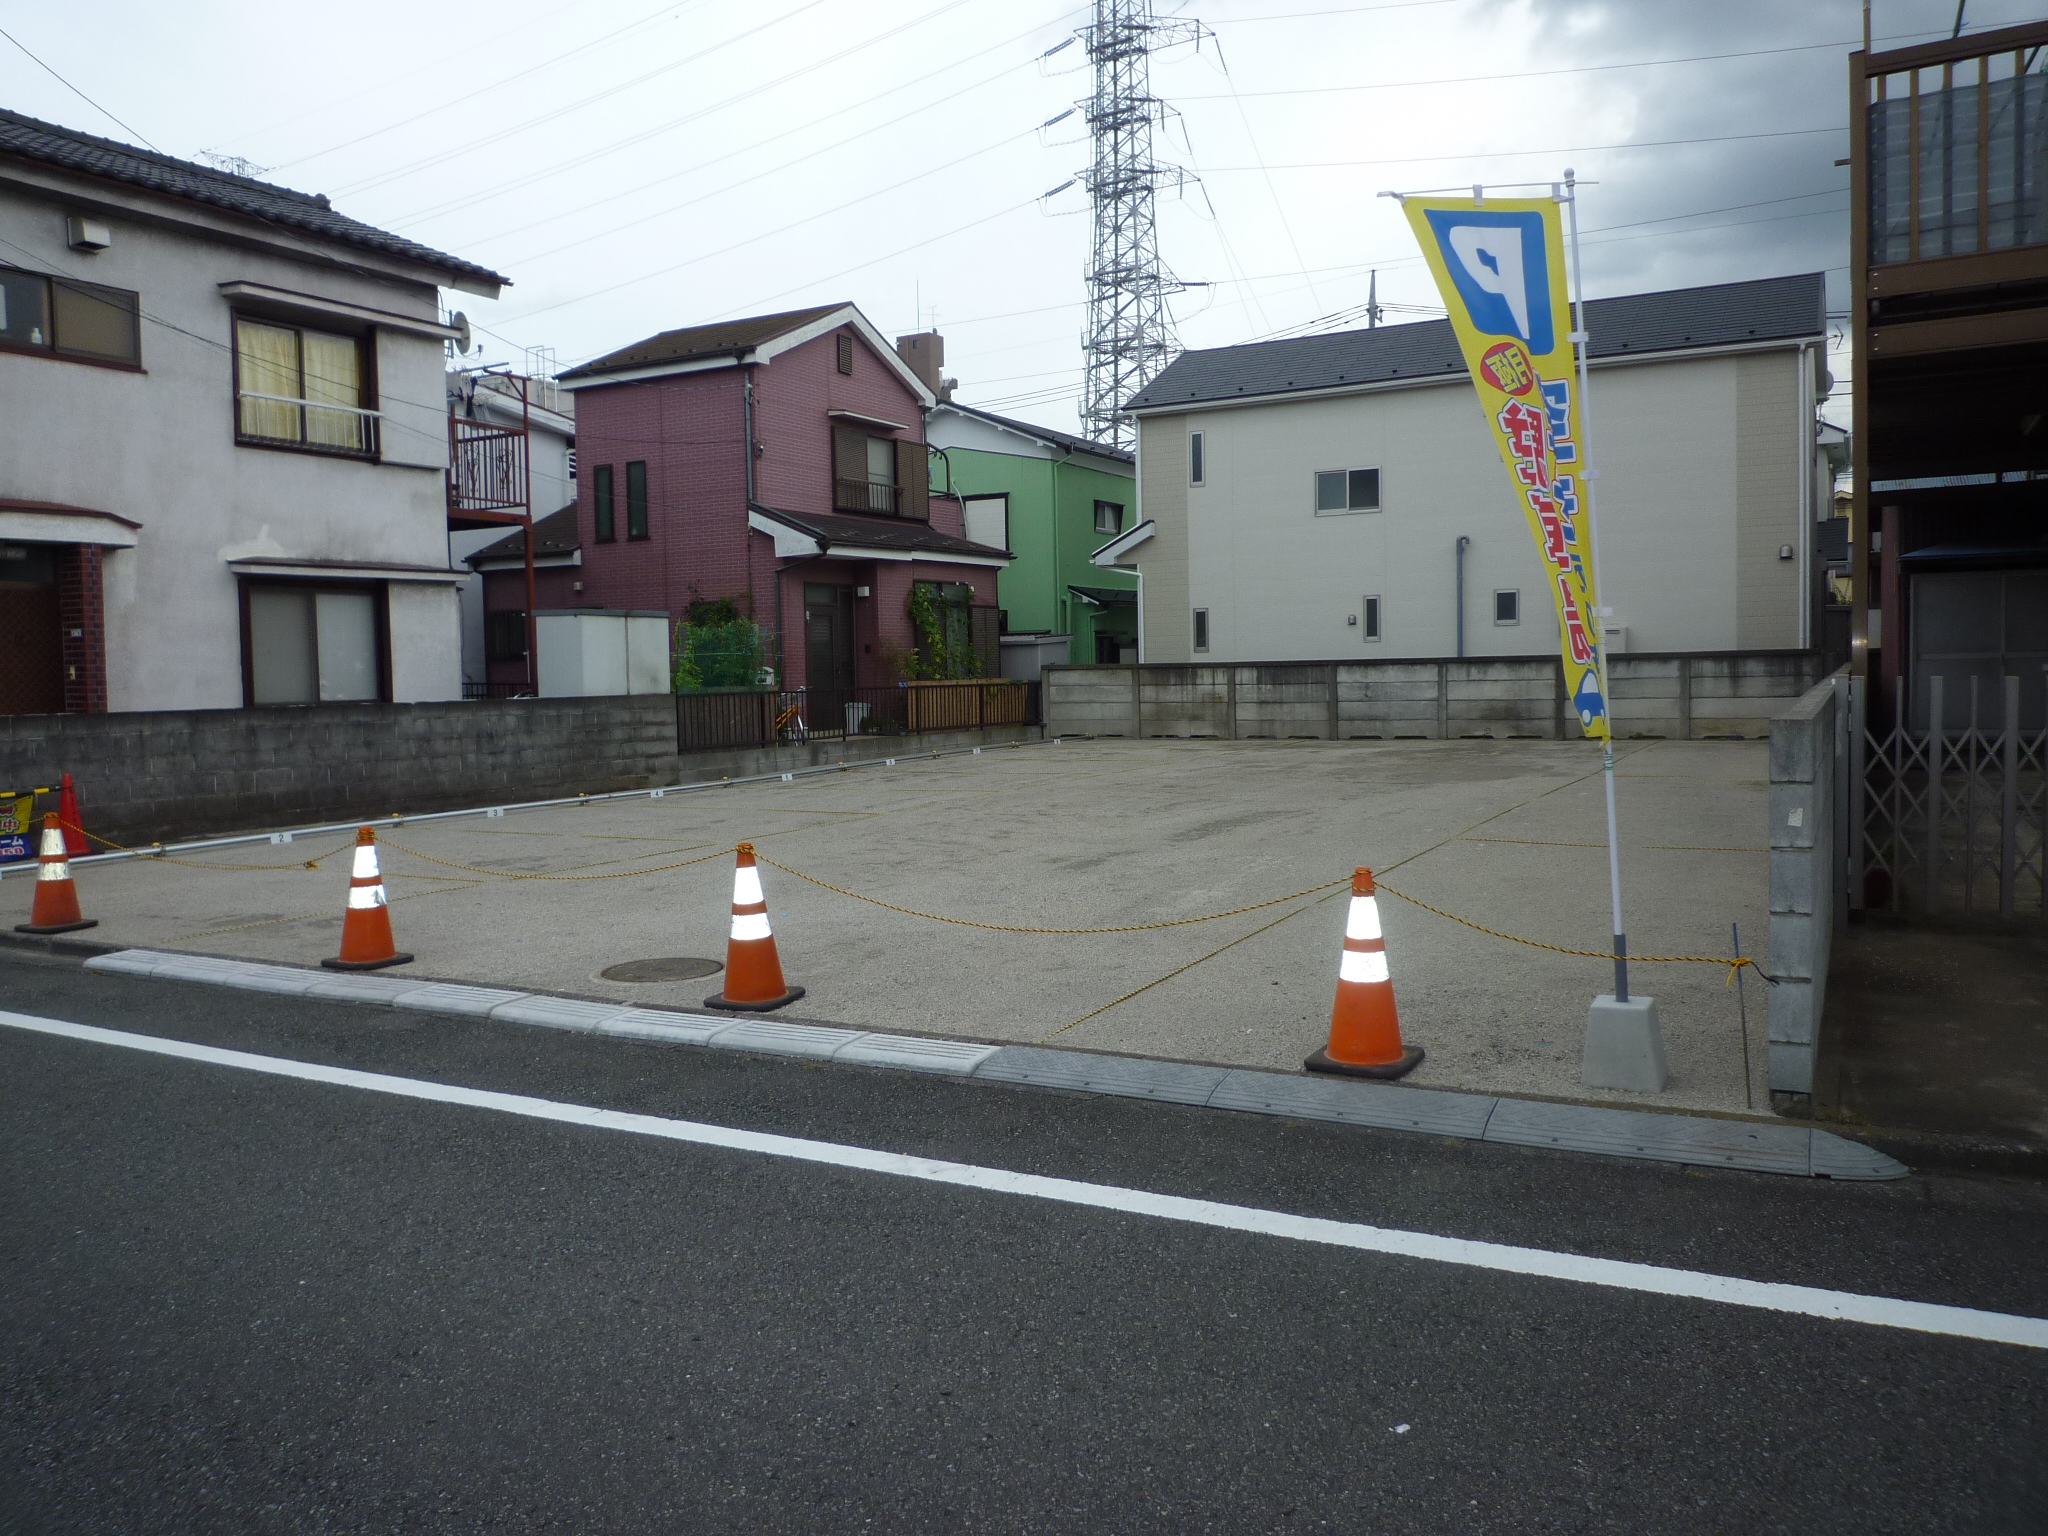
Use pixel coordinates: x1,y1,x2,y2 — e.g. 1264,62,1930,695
234,316,373,454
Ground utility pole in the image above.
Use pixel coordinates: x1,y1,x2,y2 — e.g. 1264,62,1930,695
1077,0,1201,450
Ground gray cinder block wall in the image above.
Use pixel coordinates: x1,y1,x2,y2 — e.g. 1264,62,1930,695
1767,671,1849,1114
1,699,1042,848
1045,652,1825,741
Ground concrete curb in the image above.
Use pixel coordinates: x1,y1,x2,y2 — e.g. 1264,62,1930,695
73,947,1907,1182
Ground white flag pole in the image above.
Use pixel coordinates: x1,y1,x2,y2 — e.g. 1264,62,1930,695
1562,167,1629,1003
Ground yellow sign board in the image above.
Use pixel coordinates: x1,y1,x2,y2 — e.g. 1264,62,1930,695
1400,195,1609,739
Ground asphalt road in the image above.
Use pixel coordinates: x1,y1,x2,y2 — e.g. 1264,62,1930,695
4,947,2046,1535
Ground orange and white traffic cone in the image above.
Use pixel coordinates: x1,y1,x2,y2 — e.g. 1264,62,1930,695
57,772,89,859
15,813,97,935
1305,866,1422,1080
705,842,803,1011
321,826,413,971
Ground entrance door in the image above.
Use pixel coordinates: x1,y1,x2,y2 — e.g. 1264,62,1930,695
804,583,855,720
0,543,63,715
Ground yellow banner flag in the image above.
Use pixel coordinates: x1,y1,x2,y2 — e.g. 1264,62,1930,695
1400,195,1609,740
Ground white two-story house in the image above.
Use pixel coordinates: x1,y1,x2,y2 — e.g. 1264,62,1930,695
0,109,505,715
1111,273,1833,665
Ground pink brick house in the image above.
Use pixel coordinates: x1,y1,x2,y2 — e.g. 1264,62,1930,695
557,302,1009,704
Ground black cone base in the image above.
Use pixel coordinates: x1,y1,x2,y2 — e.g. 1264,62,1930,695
704,985,805,1012
322,952,415,971
1305,1045,1424,1081
15,918,98,935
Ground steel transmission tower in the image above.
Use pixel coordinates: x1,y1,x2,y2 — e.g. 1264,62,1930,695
1078,0,1199,450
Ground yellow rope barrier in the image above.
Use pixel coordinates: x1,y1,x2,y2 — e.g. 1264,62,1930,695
69,822,356,872
753,853,1349,934
1374,879,1771,987
376,840,735,882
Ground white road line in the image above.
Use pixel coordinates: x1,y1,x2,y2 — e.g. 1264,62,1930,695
7,1009,2044,1352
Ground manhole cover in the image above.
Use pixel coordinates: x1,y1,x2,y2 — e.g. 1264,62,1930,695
599,957,723,983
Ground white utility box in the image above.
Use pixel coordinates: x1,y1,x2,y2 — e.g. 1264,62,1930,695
536,609,672,698
999,632,1073,682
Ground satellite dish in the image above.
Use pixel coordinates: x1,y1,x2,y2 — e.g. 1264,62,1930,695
449,311,472,354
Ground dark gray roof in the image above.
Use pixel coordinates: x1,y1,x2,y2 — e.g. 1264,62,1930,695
935,401,1133,464
1127,272,1825,411
467,504,580,566
0,109,506,290
562,304,847,381
750,502,1010,562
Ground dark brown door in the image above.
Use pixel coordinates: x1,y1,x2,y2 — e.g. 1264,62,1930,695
0,544,63,716
804,583,855,716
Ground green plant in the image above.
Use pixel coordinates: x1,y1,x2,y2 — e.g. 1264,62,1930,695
673,606,770,692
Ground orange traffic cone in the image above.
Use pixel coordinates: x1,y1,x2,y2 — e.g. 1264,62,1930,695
705,842,803,1010
57,772,88,859
1305,867,1422,1080
15,813,97,935
321,826,413,971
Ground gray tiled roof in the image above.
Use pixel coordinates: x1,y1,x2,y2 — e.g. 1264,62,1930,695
467,504,581,565
1127,272,1825,411
0,109,506,290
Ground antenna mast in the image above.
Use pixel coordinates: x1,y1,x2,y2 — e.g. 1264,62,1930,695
1078,0,1199,450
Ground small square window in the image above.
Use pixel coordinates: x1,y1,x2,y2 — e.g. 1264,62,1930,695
1189,431,1205,486
1192,607,1210,652
1315,467,1380,514
1494,589,1520,625
1094,500,1124,535
836,333,854,374
1362,595,1381,641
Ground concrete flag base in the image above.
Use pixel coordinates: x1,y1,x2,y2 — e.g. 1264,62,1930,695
1580,994,1671,1093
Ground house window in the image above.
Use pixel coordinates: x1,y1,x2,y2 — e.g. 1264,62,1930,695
1094,500,1125,535
1190,431,1205,486
836,333,854,374
1315,468,1380,514
243,582,385,704
592,464,615,543
1494,589,1520,625
485,609,528,662
1362,595,1381,641
566,442,577,481
234,316,374,455
0,264,140,366
831,424,927,518
1193,607,1210,652
626,460,649,539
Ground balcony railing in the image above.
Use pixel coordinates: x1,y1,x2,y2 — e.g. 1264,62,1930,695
449,417,530,518
236,392,380,457
1868,42,2048,264
834,477,899,515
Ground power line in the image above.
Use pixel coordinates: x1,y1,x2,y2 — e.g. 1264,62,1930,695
326,0,834,198
464,5,1086,262
1190,124,1847,174
378,0,990,229
0,24,160,150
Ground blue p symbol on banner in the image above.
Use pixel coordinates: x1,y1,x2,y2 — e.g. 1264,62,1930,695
1423,208,1553,355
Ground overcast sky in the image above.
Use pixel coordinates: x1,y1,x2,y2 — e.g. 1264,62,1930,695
9,0,2044,433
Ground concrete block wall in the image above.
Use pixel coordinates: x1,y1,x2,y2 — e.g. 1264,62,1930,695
1767,671,1847,1112
1047,652,1825,742
0,698,682,847
0,701,1044,849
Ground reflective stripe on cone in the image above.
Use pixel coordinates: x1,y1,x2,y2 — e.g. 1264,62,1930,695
705,842,804,1012
15,813,96,936
322,826,413,971
1305,866,1422,1080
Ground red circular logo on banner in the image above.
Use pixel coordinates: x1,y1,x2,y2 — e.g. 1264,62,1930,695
1479,340,1537,396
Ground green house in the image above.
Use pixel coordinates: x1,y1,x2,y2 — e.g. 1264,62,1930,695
926,402,1138,666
